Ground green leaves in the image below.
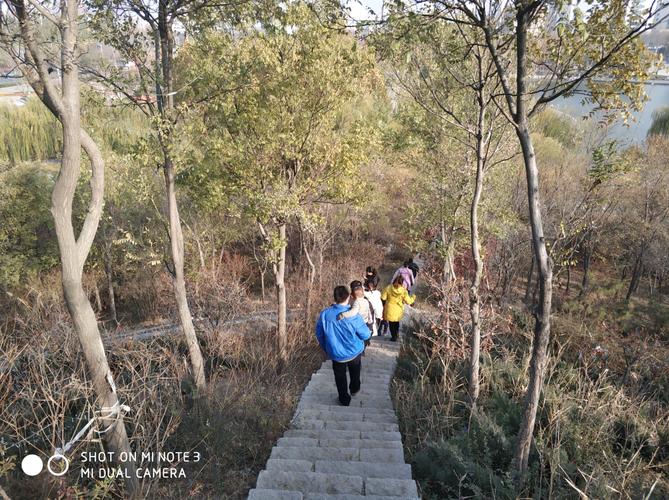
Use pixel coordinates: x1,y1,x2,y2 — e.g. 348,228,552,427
177,1,383,232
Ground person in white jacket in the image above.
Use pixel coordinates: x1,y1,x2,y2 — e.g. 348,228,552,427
363,279,384,336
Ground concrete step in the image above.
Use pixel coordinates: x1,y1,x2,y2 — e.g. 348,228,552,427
316,368,394,377
267,459,314,472
293,409,397,424
270,446,360,462
270,445,405,463
318,438,403,450
283,429,402,442
248,489,303,499
257,470,364,495
365,478,419,497
277,437,402,449
292,418,399,433
306,379,393,388
298,397,394,411
308,383,393,391
302,389,394,402
311,369,392,383
284,429,362,440
305,495,418,500
314,460,412,479
295,403,395,416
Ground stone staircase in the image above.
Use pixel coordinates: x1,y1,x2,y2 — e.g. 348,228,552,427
247,336,420,499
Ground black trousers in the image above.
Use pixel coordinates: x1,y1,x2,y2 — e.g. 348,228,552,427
388,321,400,340
332,354,362,406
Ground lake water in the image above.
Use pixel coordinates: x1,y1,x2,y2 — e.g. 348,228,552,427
551,82,669,145
0,76,17,87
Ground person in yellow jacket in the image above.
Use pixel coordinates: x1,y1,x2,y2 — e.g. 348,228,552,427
381,275,416,341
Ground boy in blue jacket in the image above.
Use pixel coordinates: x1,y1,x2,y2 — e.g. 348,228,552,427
316,285,372,406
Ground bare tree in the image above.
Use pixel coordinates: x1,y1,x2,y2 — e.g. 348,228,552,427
384,18,512,408
83,0,231,391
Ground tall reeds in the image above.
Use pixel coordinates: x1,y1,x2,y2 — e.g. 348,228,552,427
0,99,61,164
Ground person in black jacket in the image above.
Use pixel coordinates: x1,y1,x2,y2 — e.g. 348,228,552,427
365,266,380,289
407,259,419,279
407,258,419,293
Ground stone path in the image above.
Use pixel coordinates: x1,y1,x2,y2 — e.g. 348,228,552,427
247,336,420,499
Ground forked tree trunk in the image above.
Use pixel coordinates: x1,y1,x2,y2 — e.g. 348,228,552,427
164,159,206,391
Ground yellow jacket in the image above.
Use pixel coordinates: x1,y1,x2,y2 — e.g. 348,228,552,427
381,284,415,322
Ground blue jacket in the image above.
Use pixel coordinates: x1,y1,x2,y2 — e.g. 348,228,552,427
315,303,371,362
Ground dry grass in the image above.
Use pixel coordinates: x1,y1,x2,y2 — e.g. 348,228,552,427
391,266,669,499
0,243,388,498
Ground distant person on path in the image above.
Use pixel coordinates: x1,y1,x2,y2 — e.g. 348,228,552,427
316,285,371,406
365,266,380,289
392,260,415,291
364,279,384,336
407,258,420,293
381,275,416,341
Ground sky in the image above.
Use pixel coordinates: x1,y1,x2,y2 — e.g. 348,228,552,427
347,0,386,21
347,0,664,21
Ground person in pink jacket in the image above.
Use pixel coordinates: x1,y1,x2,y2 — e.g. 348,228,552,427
392,260,415,291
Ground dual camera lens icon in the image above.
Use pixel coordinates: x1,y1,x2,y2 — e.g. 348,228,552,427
21,453,69,477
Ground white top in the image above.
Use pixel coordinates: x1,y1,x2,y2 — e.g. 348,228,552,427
364,290,383,321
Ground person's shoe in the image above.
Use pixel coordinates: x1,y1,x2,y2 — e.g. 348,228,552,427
350,387,360,396
339,396,351,406
390,337,398,342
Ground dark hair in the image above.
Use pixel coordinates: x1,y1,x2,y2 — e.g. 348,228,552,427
403,260,411,267
364,279,376,290
393,275,404,286
366,266,376,275
350,280,363,292
334,285,350,304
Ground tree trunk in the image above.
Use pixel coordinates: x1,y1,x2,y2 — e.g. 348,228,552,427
302,233,316,325
155,9,206,391
579,243,591,298
104,245,118,325
441,221,456,283
260,271,266,303
276,223,288,366
94,284,103,314
626,251,644,302
514,125,554,478
565,265,571,297
318,244,325,291
468,92,486,409
513,11,553,477
524,252,534,303
468,165,484,408
164,159,206,391
36,1,138,491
